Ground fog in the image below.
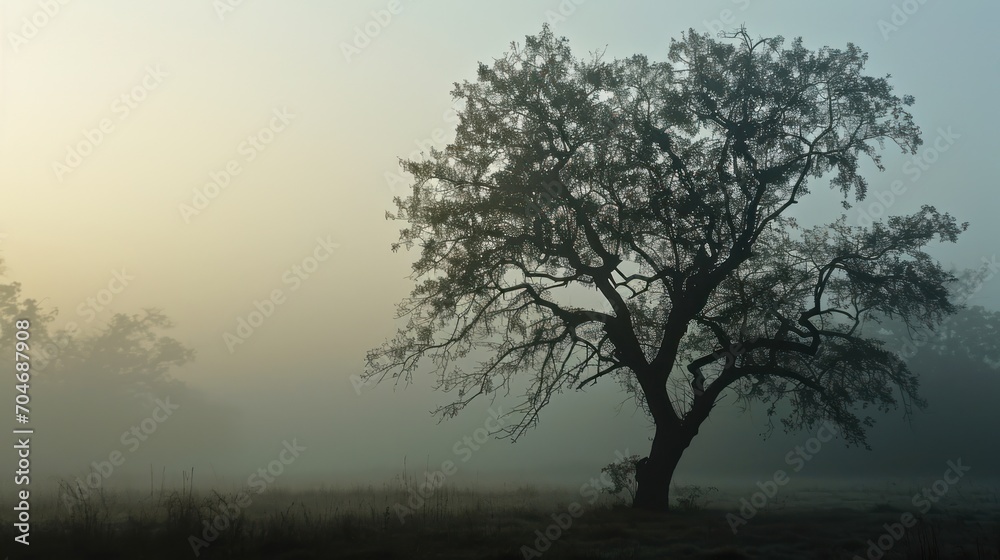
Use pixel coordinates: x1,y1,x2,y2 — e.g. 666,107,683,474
1,0,998,510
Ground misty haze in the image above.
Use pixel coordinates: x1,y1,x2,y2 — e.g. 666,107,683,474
1,1,999,559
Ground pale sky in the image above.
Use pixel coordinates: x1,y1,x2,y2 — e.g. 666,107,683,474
1,0,997,490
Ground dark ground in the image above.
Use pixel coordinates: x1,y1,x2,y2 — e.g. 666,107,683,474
2,483,998,559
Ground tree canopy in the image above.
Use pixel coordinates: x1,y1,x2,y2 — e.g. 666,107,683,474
364,25,966,481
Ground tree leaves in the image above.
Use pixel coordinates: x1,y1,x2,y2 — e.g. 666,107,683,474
365,25,964,446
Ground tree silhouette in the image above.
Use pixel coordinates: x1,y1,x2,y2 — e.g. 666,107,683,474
0,279,193,395
364,26,967,510
0,261,240,477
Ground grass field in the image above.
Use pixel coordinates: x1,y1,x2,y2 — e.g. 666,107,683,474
3,474,999,559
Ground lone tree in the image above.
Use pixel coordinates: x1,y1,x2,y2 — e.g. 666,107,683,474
364,26,967,511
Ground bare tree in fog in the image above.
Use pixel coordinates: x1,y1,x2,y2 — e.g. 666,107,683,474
364,26,967,511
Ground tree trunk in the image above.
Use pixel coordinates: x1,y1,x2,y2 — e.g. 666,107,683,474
628,304,706,512
633,424,694,511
